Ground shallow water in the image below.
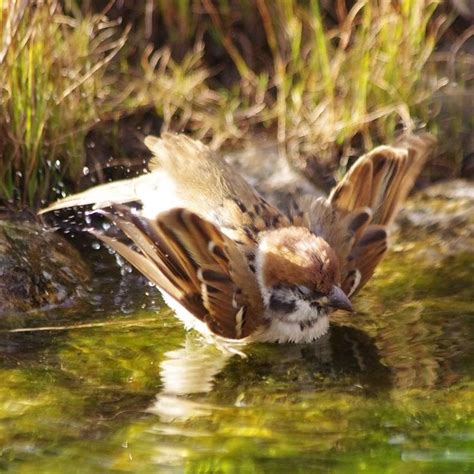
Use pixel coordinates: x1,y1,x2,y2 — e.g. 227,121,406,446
0,232,473,473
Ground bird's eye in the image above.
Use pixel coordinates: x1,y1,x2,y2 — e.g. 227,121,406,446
296,286,325,300
296,285,312,297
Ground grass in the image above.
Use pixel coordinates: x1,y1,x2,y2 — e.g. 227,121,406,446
201,0,448,165
0,0,127,207
131,0,449,154
0,0,457,209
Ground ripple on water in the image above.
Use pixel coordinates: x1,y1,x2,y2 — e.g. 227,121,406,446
0,218,473,472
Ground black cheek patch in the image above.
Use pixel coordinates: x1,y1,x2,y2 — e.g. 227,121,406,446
269,294,296,313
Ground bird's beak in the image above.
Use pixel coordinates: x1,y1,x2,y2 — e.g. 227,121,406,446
325,285,354,313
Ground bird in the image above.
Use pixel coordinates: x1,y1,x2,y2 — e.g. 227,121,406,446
40,132,436,346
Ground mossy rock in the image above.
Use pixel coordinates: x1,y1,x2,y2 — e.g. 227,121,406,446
396,179,474,256
0,220,90,314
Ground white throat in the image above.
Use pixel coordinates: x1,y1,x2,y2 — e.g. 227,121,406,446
259,291,330,343
259,302,330,343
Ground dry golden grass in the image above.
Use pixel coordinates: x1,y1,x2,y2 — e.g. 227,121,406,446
0,1,455,208
0,0,127,206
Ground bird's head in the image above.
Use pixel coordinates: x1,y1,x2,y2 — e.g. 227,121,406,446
255,227,353,323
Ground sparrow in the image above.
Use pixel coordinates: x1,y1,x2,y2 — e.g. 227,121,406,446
40,133,436,345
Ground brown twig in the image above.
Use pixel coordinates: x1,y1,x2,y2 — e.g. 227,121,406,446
1,317,160,333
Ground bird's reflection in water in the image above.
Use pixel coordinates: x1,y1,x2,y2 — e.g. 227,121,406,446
149,336,233,421
149,325,390,421
158,337,234,396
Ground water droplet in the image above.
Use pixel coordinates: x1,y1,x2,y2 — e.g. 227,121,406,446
82,166,90,176
91,241,101,250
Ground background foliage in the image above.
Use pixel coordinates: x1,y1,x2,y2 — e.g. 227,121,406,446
0,0,471,207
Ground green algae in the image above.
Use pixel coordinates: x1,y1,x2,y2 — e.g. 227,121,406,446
0,238,473,473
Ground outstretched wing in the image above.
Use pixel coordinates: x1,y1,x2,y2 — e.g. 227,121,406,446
305,134,436,296
40,133,290,247
94,207,264,340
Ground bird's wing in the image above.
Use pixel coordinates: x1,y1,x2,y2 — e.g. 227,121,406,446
305,133,436,296
94,206,265,340
329,134,436,226
40,133,290,246
38,173,156,214
145,133,292,244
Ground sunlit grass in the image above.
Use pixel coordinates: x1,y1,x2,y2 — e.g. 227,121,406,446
0,1,455,208
0,0,127,207
214,0,447,163
139,0,449,168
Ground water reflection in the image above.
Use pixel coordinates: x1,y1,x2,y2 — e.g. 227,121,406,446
149,324,391,425
158,337,233,396
0,235,472,472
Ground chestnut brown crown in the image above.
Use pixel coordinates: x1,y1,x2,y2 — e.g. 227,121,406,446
257,227,340,292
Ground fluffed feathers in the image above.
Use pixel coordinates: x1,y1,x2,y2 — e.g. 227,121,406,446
93,206,264,340
39,132,436,342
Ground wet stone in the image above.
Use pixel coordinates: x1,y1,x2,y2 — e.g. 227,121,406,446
396,179,474,256
0,220,90,314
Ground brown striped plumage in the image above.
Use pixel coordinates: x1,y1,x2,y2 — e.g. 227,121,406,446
40,133,436,344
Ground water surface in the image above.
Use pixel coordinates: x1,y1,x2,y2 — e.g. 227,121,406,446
0,232,473,473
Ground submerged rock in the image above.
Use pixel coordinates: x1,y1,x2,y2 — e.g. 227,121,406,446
0,220,90,314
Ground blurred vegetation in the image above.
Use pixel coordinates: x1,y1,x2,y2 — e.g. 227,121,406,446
1,0,471,208
0,0,127,207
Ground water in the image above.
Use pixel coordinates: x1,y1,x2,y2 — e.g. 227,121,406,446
0,233,473,473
